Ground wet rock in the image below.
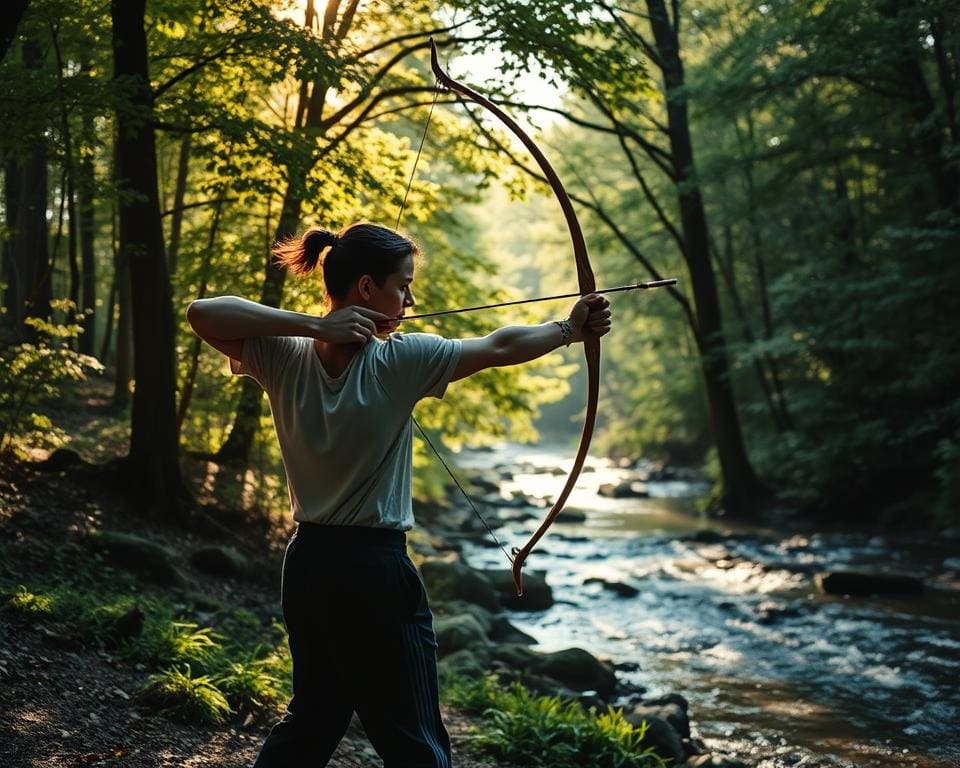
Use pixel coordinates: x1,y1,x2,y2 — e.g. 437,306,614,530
642,692,689,713
190,545,249,578
468,473,501,494
630,702,689,739
435,600,494,633
598,480,650,498
87,531,183,586
555,507,587,523
683,529,726,544
755,600,806,624
489,616,537,645
531,647,618,697
583,576,640,598
622,711,684,765
686,756,748,768
490,643,540,670
419,559,499,611
434,614,490,656
481,568,553,611
816,570,924,596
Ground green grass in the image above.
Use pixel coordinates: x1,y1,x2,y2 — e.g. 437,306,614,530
442,675,668,768
0,579,291,725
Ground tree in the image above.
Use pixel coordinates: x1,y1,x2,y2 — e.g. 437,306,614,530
111,0,190,517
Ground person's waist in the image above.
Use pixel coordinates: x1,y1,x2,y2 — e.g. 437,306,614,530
293,523,406,550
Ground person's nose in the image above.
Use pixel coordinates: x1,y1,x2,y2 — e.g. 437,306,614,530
404,287,416,308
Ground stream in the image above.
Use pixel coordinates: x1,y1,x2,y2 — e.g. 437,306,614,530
452,443,960,768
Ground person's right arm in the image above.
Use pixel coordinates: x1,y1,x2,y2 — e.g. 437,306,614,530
186,296,388,360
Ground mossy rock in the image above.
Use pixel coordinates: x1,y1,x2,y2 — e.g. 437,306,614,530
419,559,499,611
530,647,618,697
190,545,249,578
480,568,553,611
87,531,183,586
434,613,490,657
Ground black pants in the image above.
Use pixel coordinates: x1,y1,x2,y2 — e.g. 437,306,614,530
252,524,452,768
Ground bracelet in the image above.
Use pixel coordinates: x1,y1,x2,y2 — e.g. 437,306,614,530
554,319,573,347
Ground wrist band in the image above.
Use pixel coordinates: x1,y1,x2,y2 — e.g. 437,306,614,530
554,319,573,347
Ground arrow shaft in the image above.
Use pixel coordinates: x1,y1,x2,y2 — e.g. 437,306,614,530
399,278,677,322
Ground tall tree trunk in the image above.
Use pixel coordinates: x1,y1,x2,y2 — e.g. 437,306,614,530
111,0,190,517
218,0,343,463
646,0,767,517
2,38,51,339
0,0,29,63
77,106,97,356
167,133,191,277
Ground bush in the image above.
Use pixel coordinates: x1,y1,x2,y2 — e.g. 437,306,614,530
140,665,232,725
442,675,666,768
0,302,103,456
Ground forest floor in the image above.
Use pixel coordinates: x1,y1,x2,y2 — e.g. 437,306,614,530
0,448,508,768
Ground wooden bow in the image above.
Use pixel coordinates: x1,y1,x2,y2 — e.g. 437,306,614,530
429,40,601,597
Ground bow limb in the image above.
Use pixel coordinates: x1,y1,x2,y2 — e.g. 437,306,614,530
429,40,600,597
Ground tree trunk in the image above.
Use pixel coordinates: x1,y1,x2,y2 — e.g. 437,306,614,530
111,0,190,517
217,0,342,463
3,39,51,339
77,106,97,356
0,0,29,63
167,133,191,277
646,0,767,517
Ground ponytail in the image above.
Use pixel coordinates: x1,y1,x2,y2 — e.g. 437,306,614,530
273,222,418,301
272,227,338,276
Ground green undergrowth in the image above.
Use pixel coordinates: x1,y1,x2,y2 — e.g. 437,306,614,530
441,674,669,768
0,572,290,725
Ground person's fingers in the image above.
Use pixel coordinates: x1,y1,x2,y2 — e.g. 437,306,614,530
353,306,393,321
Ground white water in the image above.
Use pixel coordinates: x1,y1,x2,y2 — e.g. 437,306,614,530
453,443,960,768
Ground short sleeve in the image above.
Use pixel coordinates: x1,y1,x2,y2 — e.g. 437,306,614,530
378,333,462,403
230,336,304,393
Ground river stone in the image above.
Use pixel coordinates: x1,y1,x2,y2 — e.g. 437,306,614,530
481,568,553,611
190,545,249,578
686,756,748,768
435,600,494,634
555,507,587,523
438,648,488,679
434,614,490,656
816,571,924,596
87,531,183,586
630,702,689,739
622,711,684,765
530,647,618,697
583,576,640,597
489,616,537,645
642,692,689,712
419,559,499,610
597,481,650,498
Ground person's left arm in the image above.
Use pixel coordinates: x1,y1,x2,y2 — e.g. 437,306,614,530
450,293,610,382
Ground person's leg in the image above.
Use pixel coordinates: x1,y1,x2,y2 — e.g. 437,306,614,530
356,553,452,768
252,532,355,767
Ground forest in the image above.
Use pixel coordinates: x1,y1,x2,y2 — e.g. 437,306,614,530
1,1,959,767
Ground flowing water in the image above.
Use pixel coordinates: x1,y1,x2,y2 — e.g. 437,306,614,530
453,443,960,768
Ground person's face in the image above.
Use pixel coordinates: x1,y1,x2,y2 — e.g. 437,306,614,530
364,253,416,333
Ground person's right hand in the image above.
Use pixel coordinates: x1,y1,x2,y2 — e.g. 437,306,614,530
316,306,391,344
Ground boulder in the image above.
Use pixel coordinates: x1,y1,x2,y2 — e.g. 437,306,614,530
816,571,924,596
598,481,650,498
530,647,618,697
190,546,249,578
583,576,640,598
490,643,540,670
434,614,490,657
435,600,494,634
630,702,689,739
419,559,499,611
555,507,587,523
438,648,488,679
622,711,684,765
641,692,689,712
36,448,83,472
87,532,183,586
481,568,553,611
489,616,537,645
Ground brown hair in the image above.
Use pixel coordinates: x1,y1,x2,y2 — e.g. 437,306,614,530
273,223,418,301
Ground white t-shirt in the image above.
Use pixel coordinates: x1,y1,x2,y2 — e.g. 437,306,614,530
231,333,461,530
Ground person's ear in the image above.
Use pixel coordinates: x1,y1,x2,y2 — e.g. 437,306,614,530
358,275,373,300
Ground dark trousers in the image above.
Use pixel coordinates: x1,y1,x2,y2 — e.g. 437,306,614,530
252,524,452,768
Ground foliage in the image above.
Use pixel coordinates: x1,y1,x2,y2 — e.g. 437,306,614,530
0,303,104,456
442,674,667,768
140,665,232,725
